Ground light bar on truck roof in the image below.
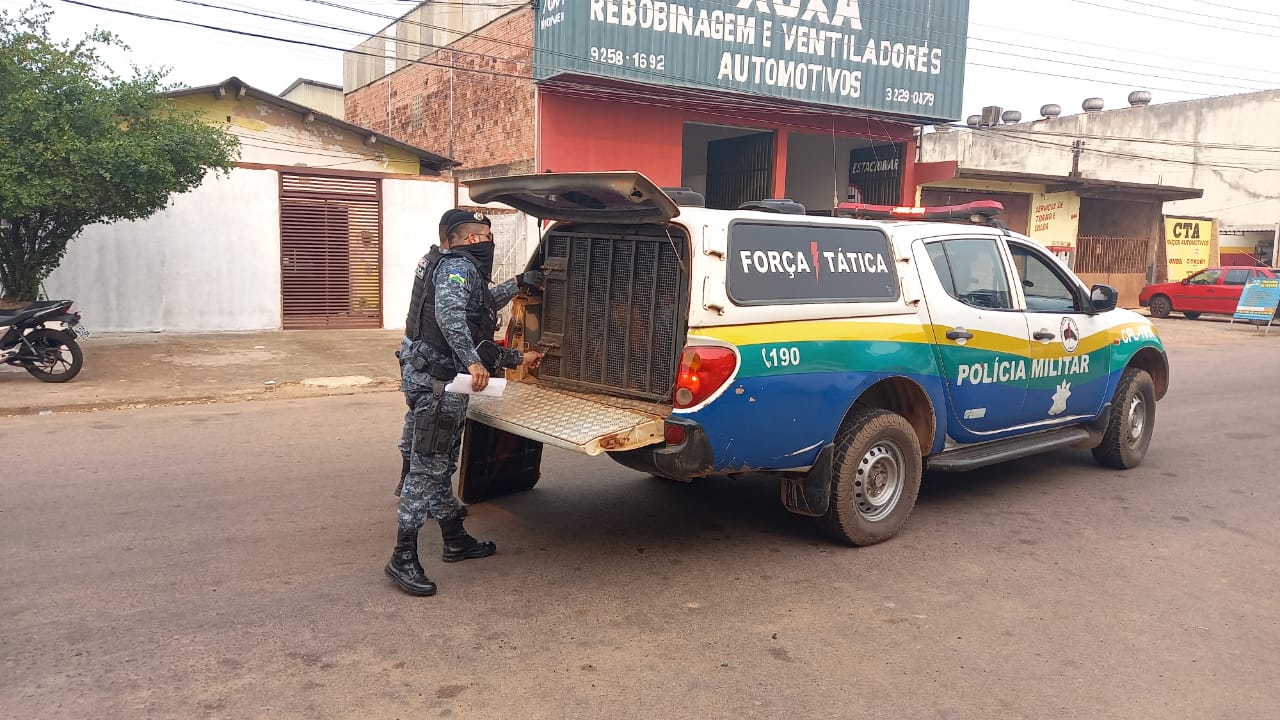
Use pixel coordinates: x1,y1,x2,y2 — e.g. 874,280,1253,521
835,200,1005,223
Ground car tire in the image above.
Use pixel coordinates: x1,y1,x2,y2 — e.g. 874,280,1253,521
1182,311,1201,319
1092,367,1156,470
1148,295,1172,318
821,408,922,546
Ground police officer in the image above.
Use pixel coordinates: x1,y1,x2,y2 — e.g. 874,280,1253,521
386,208,544,597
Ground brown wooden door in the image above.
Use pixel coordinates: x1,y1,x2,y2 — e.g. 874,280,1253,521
279,173,382,329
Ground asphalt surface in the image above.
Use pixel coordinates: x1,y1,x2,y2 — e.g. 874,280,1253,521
2,318,1279,719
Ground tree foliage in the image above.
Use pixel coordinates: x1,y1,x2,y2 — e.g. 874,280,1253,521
0,2,238,300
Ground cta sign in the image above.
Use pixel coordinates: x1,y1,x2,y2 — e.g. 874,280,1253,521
1164,216,1214,282
535,0,969,121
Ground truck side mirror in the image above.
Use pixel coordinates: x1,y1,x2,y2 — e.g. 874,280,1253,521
1090,284,1118,312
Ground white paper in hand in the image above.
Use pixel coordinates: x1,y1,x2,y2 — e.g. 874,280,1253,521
445,374,506,397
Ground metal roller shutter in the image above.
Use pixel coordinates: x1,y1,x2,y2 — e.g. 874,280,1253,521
279,173,383,329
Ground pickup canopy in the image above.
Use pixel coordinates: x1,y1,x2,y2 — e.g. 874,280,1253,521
465,171,680,225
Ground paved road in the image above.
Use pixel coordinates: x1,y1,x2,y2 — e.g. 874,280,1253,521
2,319,1278,719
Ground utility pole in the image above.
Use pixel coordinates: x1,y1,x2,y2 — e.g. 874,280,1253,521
1069,140,1085,179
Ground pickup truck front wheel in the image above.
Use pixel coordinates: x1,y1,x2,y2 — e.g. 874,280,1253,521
822,409,922,546
1092,368,1156,469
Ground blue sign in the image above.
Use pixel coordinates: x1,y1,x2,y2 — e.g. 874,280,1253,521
1232,278,1280,322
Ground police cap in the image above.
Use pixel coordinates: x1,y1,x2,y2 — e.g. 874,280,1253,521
440,208,490,235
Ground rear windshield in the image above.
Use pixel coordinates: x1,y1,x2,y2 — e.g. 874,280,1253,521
727,221,899,305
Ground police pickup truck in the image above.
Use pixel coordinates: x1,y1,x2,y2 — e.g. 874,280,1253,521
454,172,1169,547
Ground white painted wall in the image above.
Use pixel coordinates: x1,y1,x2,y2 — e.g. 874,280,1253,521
44,169,281,332
921,90,1280,229
43,171,534,334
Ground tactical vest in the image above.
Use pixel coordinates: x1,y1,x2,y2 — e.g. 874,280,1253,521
405,247,498,362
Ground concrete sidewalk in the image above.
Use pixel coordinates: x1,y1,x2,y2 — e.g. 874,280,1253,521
0,329,406,416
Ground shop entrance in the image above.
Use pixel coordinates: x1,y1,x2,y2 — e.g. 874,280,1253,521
681,124,774,210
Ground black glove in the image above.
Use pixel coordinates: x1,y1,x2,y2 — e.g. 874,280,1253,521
517,270,544,291
475,340,504,372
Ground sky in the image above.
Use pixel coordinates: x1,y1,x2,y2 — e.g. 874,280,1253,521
4,0,1278,123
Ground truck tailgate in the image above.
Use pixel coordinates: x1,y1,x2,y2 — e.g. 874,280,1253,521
467,380,668,456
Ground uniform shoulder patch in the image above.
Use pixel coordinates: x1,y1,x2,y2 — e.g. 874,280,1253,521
436,256,475,288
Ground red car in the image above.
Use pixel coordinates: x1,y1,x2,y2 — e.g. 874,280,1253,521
1139,266,1280,319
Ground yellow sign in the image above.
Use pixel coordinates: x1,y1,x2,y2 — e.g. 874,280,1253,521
1029,191,1080,268
1164,217,1214,281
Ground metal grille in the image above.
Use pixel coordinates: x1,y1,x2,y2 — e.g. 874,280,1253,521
279,173,382,329
706,132,775,210
540,229,686,401
1075,236,1148,274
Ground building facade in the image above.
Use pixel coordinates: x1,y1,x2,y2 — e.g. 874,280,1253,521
923,90,1280,276
345,1,973,213
45,78,478,332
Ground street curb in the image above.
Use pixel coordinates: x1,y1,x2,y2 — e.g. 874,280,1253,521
1,378,401,417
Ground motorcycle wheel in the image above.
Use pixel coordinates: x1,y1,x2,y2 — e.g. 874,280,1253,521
23,329,84,383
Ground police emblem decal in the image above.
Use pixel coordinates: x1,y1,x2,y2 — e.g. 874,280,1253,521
1060,317,1081,354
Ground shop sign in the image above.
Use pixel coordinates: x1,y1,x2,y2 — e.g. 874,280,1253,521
1029,191,1080,269
1164,217,1214,282
847,144,905,205
1232,277,1280,325
535,0,970,121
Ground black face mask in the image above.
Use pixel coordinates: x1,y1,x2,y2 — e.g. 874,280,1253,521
451,241,494,281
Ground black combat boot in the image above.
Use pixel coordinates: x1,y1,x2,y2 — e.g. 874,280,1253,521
384,527,437,596
439,516,497,563
394,456,410,498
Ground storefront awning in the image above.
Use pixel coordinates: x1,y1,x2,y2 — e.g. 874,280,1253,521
916,162,1203,203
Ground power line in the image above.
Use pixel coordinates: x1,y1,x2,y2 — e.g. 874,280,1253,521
58,0,1276,132
1193,0,1280,20
1068,0,1280,38
300,0,1280,89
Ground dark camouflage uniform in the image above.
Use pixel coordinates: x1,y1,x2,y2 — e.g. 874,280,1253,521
396,249,522,531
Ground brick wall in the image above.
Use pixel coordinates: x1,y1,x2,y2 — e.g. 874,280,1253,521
345,8,536,179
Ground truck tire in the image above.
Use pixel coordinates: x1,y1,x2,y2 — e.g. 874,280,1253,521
1092,367,1156,470
821,408,922,546
1148,295,1172,319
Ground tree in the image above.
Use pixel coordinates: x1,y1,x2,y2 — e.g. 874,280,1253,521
0,3,238,301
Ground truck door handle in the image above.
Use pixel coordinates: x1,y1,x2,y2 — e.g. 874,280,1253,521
1033,330,1056,341
945,328,974,341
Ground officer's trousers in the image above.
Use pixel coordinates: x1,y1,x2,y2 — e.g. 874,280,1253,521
396,376,469,531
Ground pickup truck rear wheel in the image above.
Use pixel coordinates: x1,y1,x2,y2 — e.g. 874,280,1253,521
1092,368,1156,469
821,408,922,546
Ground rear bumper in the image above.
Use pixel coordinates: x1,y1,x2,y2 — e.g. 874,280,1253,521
1138,298,1150,307
608,417,714,480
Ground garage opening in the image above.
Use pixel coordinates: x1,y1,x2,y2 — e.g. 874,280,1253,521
785,135,905,213
681,123,774,210
279,173,383,329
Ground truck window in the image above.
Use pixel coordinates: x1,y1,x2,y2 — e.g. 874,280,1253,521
727,221,898,305
1008,244,1080,313
926,238,1012,310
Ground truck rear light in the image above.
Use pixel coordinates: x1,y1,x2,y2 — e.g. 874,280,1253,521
673,346,737,409
664,422,687,446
